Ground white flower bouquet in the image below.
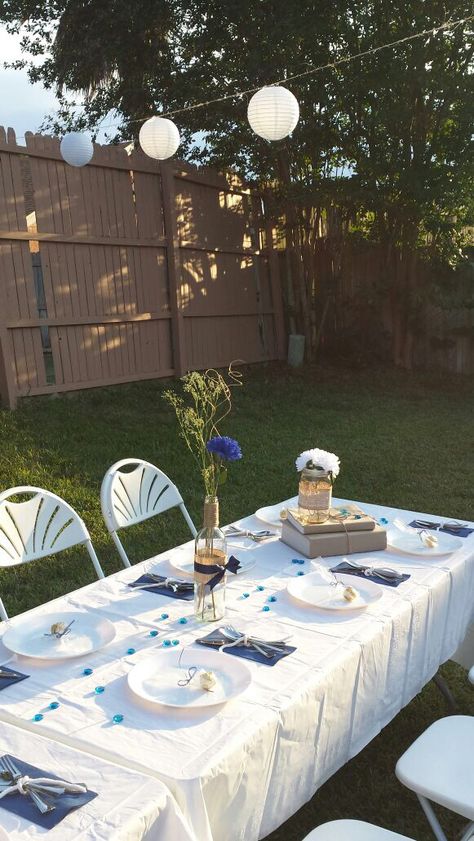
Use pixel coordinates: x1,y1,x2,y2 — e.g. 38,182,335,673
295,448,340,480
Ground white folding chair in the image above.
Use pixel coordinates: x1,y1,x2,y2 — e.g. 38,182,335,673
396,716,474,841
0,486,104,621
100,458,197,568
302,820,415,840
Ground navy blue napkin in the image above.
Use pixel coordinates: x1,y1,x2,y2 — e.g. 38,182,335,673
331,562,410,587
0,754,97,829
129,573,194,600
0,665,29,691
408,520,473,538
196,632,296,666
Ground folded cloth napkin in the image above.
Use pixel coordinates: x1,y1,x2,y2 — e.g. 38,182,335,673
196,629,296,666
408,519,474,538
0,665,29,691
0,754,97,829
331,561,410,588
129,573,194,600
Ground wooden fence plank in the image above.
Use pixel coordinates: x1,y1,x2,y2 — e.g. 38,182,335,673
161,163,186,375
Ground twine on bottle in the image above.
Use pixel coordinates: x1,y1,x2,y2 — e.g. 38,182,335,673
203,499,219,529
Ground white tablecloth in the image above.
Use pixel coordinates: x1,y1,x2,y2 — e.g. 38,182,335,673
0,498,472,841
0,719,194,840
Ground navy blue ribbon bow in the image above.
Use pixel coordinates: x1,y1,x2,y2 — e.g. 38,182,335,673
194,554,241,590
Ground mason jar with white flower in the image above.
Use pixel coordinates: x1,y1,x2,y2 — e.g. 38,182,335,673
295,448,341,524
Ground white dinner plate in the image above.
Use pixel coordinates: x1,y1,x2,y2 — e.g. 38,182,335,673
2,611,116,660
387,529,462,557
128,647,252,710
287,571,382,611
255,500,296,529
169,554,256,577
0,827,9,841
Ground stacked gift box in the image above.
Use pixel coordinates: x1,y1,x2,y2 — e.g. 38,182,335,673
281,504,387,558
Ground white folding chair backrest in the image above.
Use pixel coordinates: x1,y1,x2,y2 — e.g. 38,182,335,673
101,459,197,568
303,821,415,840
0,486,104,621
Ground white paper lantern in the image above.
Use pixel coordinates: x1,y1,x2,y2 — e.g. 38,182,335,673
247,86,300,141
139,116,180,160
60,132,94,167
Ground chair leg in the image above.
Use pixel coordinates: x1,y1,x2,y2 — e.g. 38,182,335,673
459,821,474,841
433,671,459,713
85,539,105,579
418,795,449,841
111,531,131,568
0,596,8,621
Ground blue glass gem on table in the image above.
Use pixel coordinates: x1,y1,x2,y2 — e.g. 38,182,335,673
129,573,194,601
49,701,60,710
297,571,305,576
83,668,93,676
242,593,250,599
292,558,305,565
179,617,188,624
112,714,124,724
268,595,277,603
257,585,265,591
379,517,389,525
161,613,169,620
0,754,97,829
172,639,180,646
262,605,270,612
0,664,29,691
149,630,159,637
127,648,136,655
162,640,172,647
33,713,43,722
94,686,105,694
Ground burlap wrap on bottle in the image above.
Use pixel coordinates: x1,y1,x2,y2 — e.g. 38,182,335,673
194,499,227,585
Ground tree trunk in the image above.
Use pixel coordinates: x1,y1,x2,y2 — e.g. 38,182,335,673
277,149,313,359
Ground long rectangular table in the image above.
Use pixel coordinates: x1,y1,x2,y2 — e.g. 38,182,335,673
0,497,473,841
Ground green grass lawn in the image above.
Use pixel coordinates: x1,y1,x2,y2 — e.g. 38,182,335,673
1,362,473,840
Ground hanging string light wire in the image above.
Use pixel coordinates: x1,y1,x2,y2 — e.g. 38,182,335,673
12,13,473,143
97,14,473,133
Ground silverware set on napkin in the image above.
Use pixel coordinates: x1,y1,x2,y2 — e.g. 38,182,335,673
0,667,20,680
131,574,194,593
197,624,291,659
224,526,275,542
0,754,88,815
413,519,468,532
334,559,405,583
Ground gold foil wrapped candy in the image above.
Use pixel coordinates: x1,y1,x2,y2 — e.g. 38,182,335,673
343,586,358,602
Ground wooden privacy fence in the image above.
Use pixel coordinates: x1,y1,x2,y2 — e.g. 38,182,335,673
0,127,285,408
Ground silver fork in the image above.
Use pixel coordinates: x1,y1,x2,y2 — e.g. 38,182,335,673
0,755,55,814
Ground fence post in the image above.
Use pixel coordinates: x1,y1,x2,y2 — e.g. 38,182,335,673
263,192,286,360
0,327,17,409
161,162,186,377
